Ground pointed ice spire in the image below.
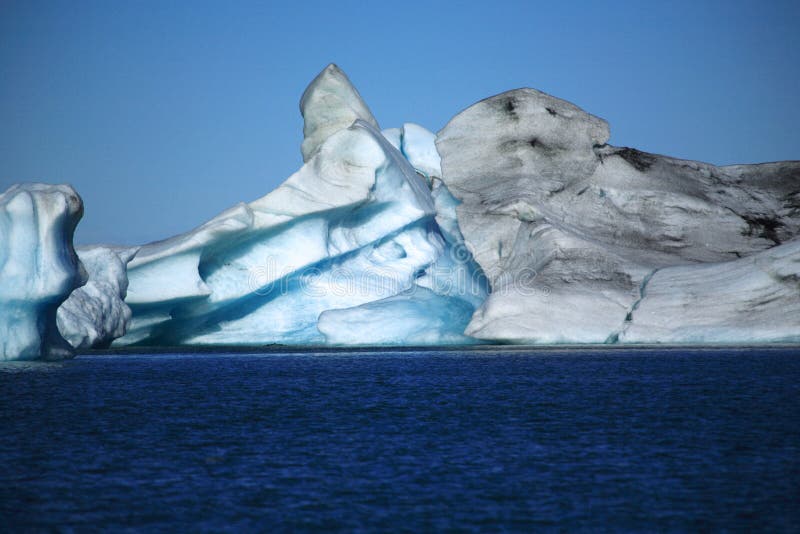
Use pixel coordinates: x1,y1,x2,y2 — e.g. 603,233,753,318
299,64,379,162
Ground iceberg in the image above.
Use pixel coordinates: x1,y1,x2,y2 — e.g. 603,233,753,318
0,184,87,360
111,65,487,347
436,88,800,343
2,64,797,357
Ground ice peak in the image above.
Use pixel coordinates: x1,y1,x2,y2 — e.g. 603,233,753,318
300,63,379,163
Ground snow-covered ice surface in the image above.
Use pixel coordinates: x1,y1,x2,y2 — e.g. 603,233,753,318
57,245,138,349
436,88,800,344
0,184,87,360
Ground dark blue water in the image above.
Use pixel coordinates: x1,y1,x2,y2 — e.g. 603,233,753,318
2,348,799,531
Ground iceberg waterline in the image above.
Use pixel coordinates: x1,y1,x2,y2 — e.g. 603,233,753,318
1,64,798,359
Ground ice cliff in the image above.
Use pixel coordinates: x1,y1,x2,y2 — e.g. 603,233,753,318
1,64,798,359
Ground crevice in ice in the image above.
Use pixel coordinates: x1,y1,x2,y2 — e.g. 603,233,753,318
398,126,408,161
605,267,659,344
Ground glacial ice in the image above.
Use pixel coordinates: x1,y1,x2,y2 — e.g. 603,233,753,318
0,184,87,360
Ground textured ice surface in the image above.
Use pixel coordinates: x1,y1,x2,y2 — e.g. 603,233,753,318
0,184,86,360
437,88,800,344
618,240,800,343
57,245,138,349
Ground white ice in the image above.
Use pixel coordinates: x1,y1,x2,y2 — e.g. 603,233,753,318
0,184,86,360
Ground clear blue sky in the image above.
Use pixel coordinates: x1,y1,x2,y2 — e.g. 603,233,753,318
1,0,798,245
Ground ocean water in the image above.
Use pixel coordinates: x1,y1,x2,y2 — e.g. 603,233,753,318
1,347,799,531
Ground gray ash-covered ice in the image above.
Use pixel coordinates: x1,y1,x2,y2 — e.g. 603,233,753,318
436,88,800,343
0,184,87,360
617,240,800,343
56,245,138,349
